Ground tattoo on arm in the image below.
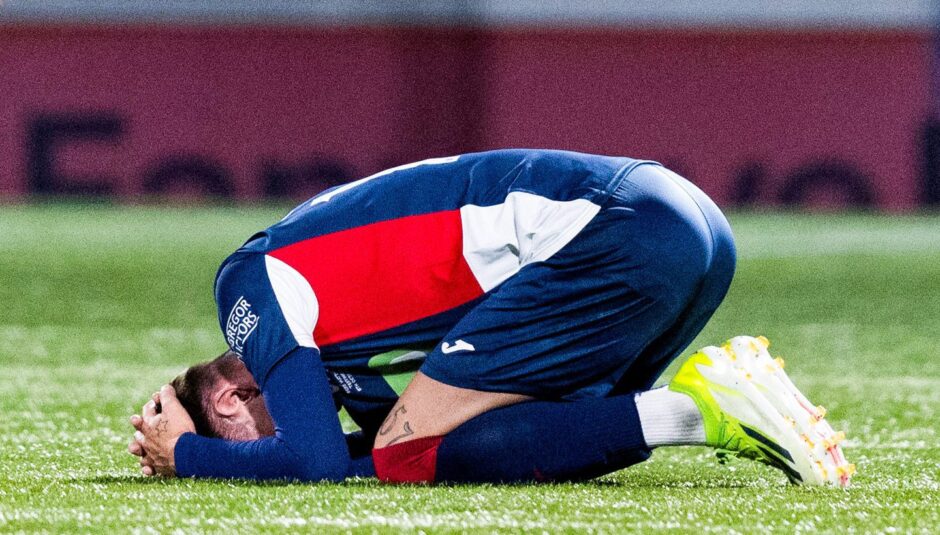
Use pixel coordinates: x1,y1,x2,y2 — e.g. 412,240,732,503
378,405,415,446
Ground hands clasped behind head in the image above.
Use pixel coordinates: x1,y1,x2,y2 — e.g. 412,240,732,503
127,384,196,477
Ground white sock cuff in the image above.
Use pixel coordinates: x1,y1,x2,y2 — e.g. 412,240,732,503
634,386,706,447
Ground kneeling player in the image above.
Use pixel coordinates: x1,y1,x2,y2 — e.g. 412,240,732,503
128,150,852,486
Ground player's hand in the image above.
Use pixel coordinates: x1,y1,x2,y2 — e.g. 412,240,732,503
132,384,196,477
128,391,161,476
128,414,156,476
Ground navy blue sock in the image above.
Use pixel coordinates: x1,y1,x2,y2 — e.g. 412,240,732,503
434,395,651,483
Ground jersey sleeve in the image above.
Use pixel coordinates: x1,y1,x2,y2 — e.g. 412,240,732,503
214,251,318,385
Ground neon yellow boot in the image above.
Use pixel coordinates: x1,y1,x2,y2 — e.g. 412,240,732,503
670,336,854,486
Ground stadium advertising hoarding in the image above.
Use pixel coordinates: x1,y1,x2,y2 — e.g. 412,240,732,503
0,1,935,208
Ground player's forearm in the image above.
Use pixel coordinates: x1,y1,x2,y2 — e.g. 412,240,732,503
174,432,304,480
174,432,349,482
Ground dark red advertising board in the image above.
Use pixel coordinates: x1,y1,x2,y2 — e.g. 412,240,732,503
0,24,934,208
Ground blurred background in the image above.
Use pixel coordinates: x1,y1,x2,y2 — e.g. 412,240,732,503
0,0,935,209
1,4,939,531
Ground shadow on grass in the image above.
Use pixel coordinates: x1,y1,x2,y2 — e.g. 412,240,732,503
75,475,178,486
433,479,784,490
76,474,353,488
74,474,785,491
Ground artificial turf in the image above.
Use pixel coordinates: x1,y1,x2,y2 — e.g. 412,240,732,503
0,204,937,533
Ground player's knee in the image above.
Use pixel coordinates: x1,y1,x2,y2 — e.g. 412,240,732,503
372,436,445,484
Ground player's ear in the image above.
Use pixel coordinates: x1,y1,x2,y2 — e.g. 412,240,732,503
212,382,246,417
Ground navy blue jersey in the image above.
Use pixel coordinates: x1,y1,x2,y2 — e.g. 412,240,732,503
180,150,735,482
214,149,645,432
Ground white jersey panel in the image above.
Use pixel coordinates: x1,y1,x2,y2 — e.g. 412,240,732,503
264,255,319,348
460,192,601,292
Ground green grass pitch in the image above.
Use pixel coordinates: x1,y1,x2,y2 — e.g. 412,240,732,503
0,205,937,533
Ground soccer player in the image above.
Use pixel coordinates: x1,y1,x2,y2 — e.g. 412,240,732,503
128,150,852,486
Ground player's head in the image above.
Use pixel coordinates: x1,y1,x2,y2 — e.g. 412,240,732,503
171,351,274,440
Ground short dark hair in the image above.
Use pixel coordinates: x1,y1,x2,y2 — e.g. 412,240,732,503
171,351,247,438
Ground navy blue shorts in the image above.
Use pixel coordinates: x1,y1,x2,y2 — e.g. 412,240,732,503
420,163,736,399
